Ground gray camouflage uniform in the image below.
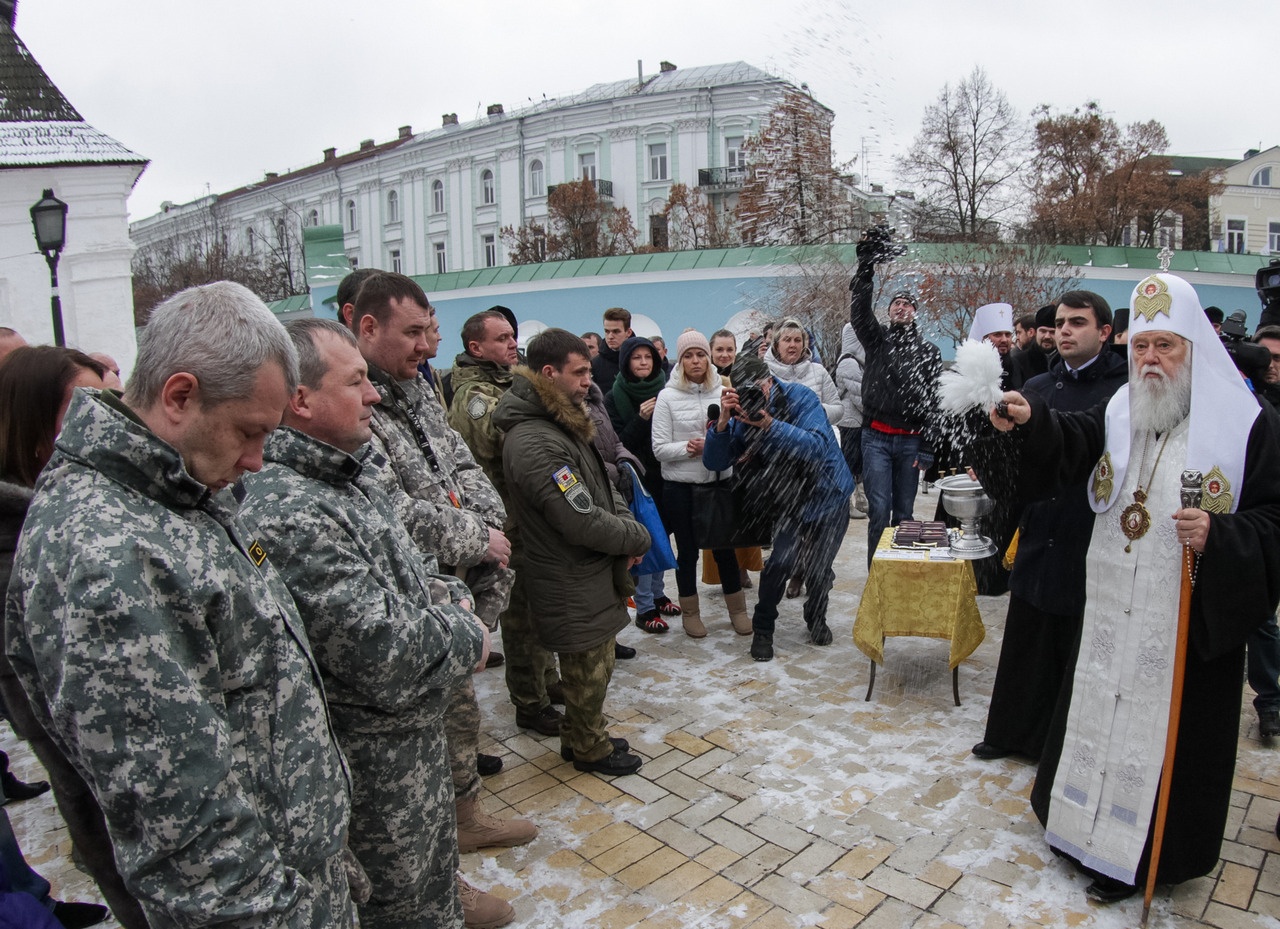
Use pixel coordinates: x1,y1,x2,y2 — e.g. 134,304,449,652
3,391,355,929
241,426,485,929
364,363,512,800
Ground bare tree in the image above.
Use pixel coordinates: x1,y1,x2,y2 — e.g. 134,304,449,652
501,179,639,263
760,246,852,362
662,183,733,251
911,243,1082,347
1025,102,1221,249
131,208,304,324
736,89,863,246
898,67,1028,242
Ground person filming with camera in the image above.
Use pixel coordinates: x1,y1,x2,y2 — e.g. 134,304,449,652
703,353,853,663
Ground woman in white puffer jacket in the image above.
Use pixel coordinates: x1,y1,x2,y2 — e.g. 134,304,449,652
765,317,842,425
652,329,749,638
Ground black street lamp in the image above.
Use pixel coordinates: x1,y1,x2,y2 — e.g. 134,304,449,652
30,188,68,347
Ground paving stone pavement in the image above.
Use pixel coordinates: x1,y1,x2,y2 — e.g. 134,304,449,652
5,484,1280,928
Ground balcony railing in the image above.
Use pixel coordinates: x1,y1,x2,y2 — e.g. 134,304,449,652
546,178,613,199
698,166,747,188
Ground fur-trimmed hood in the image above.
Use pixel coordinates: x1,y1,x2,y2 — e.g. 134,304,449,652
493,365,596,445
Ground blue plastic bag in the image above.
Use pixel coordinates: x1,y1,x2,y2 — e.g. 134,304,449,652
620,461,676,574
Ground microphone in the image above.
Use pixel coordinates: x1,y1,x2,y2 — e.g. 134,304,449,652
707,403,720,424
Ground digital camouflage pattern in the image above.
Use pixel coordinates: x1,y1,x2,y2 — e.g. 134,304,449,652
240,426,486,929
362,363,511,798
3,392,355,929
365,363,506,572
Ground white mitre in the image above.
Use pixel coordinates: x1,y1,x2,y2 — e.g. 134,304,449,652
968,302,1013,343
1089,273,1258,515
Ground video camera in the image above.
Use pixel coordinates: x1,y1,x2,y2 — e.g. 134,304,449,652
1258,259,1280,329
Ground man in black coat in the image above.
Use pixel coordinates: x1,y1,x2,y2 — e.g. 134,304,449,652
973,291,1126,762
590,307,634,392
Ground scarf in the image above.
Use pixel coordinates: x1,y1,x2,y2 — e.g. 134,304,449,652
609,369,665,422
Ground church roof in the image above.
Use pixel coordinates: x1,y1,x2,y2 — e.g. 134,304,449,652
0,15,79,122
0,14,145,167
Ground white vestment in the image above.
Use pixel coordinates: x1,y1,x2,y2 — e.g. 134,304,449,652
1045,419,1188,884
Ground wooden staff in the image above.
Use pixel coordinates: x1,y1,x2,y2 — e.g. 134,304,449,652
1141,469,1203,926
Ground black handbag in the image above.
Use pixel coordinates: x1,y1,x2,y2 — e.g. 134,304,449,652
692,472,773,549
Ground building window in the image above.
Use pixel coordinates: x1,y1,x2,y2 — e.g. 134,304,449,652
1227,218,1247,254
387,190,399,223
482,234,497,268
649,214,669,250
431,180,445,214
349,256,359,269
648,142,668,181
1270,221,1280,255
1252,167,1272,187
275,219,287,247
481,169,495,205
346,199,358,231
529,159,544,196
246,227,256,254
579,152,597,182
726,135,745,173
434,241,447,274
390,248,402,274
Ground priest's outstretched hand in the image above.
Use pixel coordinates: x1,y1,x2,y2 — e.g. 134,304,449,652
989,391,1031,432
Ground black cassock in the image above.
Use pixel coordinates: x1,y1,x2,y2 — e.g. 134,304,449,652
1018,393,1280,884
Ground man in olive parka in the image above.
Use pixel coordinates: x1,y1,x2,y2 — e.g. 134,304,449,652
492,329,650,776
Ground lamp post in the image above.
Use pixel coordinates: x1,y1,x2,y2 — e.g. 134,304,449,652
30,188,68,347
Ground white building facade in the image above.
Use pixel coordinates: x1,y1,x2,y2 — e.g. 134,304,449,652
131,62,859,279
1211,146,1280,255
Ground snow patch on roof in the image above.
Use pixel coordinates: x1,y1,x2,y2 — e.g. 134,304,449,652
0,120,145,166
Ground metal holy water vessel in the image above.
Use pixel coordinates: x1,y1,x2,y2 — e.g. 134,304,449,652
935,474,998,559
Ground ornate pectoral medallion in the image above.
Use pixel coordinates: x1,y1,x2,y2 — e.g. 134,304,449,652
1120,489,1151,553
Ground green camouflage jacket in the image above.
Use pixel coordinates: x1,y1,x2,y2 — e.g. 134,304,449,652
365,363,505,569
240,427,484,735
4,391,352,929
447,354,512,519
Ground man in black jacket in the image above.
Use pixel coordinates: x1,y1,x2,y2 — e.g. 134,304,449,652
974,290,1125,761
849,227,941,564
590,307,634,391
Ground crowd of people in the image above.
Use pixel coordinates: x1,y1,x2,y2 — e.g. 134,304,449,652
0,228,1279,927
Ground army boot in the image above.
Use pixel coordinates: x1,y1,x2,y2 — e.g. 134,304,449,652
725,590,752,635
458,874,515,929
678,595,706,638
456,795,537,853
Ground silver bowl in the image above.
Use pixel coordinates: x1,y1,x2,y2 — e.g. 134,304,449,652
936,474,997,559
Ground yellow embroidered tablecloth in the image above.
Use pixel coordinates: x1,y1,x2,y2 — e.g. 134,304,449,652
853,537,985,669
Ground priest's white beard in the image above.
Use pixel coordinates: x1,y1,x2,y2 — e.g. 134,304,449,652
1129,359,1192,435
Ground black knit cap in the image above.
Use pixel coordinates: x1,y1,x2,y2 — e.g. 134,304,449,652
890,291,918,309
1035,304,1057,329
729,353,769,387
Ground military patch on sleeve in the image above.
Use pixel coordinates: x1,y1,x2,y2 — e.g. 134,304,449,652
247,540,268,567
467,394,489,420
553,465,579,492
553,465,592,513
565,484,593,514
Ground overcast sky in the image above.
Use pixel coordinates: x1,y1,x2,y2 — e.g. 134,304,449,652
16,0,1273,221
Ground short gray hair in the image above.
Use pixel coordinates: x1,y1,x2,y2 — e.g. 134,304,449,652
286,318,358,388
126,282,299,409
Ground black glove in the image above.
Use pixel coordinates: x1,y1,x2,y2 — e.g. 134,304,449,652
855,224,905,266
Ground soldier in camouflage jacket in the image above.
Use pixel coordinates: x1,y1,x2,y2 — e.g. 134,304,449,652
242,415,487,929
5,389,355,929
